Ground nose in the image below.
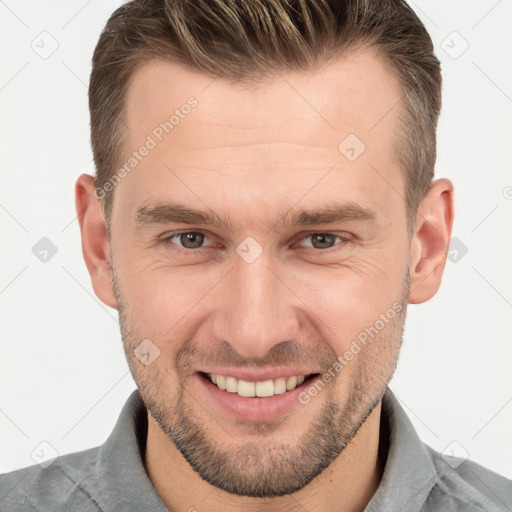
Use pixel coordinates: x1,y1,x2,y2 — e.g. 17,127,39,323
213,248,299,359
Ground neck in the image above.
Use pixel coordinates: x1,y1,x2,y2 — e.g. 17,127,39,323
144,403,385,512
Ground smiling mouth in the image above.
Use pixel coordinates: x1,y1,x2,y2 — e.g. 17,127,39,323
199,372,319,398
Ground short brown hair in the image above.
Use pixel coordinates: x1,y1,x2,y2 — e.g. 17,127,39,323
89,0,441,235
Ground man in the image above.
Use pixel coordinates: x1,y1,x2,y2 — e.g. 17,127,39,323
1,0,510,510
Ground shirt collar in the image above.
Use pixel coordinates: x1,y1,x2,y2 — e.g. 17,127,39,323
94,390,169,511
88,387,437,511
365,388,438,511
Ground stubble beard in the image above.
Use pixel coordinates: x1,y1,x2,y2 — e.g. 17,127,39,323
111,259,409,498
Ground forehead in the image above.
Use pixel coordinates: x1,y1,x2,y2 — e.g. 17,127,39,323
118,49,405,228
125,48,402,142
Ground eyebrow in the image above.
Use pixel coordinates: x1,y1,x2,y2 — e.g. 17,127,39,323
133,201,377,231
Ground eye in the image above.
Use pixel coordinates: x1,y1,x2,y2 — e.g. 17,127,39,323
162,231,349,253
298,233,348,250
163,231,213,250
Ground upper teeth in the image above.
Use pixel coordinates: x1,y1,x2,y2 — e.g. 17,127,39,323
208,373,306,397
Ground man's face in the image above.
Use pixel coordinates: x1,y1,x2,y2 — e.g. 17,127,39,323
109,48,411,497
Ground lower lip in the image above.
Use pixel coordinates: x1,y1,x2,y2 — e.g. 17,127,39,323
196,373,317,422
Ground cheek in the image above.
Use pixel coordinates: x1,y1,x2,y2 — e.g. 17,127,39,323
288,250,407,353
116,229,408,351
117,256,227,353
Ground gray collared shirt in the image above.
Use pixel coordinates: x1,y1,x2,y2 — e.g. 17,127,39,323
1,388,511,511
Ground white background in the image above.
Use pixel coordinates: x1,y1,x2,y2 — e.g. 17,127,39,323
1,0,511,481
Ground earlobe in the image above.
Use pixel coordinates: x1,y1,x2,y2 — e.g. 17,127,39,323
408,178,455,304
75,174,117,309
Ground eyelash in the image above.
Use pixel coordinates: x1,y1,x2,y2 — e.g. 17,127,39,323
161,231,350,254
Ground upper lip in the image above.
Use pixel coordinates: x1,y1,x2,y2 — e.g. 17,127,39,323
199,368,319,382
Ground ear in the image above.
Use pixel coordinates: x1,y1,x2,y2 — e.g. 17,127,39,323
408,178,454,304
75,174,117,309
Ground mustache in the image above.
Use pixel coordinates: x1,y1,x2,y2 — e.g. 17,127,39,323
174,339,338,373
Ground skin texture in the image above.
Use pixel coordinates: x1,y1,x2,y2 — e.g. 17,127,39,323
76,48,454,512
